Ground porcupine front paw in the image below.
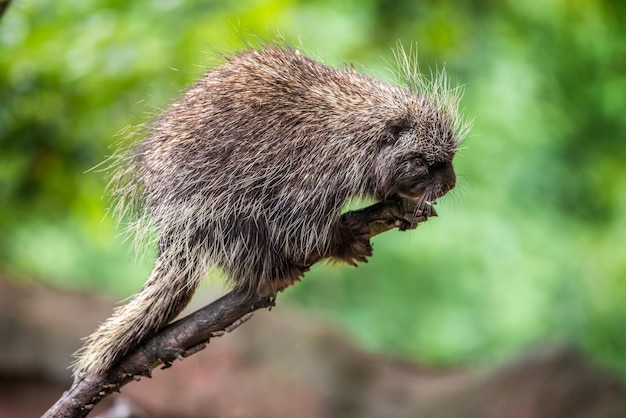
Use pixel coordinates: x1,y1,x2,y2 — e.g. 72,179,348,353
344,232,373,266
329,219,373,266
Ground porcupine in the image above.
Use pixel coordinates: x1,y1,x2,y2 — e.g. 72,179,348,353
73,45,468,376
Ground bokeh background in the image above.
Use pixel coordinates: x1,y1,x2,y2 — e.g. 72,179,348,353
1,0,625,380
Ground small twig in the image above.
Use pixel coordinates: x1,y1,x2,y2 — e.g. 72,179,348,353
42,196,434,418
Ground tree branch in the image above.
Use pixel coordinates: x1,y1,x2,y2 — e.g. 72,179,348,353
43,196,436,418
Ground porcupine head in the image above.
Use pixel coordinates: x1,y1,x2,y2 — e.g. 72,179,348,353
72,45,469,376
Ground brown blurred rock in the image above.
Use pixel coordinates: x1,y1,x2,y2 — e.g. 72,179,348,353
1,278,625,418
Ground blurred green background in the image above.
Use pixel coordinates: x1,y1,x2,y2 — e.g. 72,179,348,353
1,0,625,376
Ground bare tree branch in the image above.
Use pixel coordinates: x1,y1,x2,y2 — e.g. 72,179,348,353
43,196,436,418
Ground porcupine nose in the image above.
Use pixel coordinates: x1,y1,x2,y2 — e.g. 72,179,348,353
432,161,456,196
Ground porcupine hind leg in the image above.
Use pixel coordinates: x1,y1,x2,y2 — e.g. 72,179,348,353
224,217,309,297
229,250,308,297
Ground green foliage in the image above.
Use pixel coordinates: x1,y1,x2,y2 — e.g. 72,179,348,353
1,0,625,375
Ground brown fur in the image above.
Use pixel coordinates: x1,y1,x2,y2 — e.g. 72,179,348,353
73,46,468,376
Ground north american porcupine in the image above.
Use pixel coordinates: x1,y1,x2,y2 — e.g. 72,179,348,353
73,45,468,376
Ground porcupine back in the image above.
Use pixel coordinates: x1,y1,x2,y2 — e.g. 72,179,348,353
73,46,464,375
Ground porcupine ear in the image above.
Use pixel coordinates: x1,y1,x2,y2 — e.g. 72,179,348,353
381,117,411,145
